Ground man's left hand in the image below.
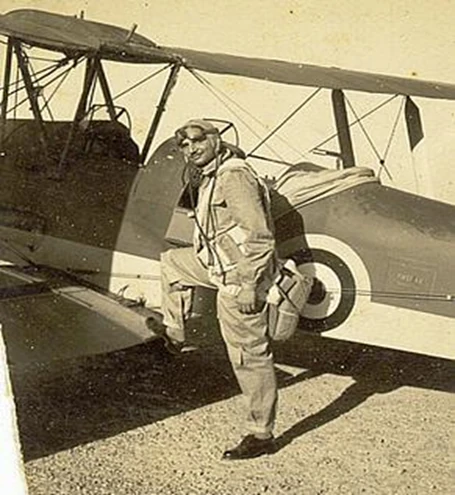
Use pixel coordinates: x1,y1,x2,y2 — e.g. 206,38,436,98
236,285,258,314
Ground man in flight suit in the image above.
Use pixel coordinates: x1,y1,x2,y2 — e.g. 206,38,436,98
158,119,278,460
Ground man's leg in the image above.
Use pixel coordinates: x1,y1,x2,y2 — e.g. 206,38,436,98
160,247,213,343
217,291,278,454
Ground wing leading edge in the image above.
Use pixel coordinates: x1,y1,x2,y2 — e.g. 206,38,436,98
168,46,455,100
1,9,455,100
0,265,155,364
0,9,173,64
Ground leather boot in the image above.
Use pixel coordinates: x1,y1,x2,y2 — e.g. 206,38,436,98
222,434,275,460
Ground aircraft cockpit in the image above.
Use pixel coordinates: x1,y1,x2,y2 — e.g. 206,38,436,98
0,117,140,172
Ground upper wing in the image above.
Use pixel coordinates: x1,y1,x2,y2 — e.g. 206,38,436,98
2,9,455,100
0,9,172,64
169,46,455,100
0,264,155,365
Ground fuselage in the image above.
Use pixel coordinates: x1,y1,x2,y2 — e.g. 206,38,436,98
0,123,454,357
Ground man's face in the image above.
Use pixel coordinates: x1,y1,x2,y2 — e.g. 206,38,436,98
178,126,219,168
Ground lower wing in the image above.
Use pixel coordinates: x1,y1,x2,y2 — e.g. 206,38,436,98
0,264,156,364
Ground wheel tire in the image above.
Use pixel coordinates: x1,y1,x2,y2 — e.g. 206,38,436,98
294,248,356,332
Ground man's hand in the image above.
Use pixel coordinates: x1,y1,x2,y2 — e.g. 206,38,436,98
236,285,258,314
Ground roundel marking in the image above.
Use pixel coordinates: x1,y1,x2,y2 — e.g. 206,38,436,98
294,248,356,332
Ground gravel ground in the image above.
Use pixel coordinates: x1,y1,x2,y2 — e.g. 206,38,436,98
9,326,455,495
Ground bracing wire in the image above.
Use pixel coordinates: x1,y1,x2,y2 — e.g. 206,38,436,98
75,64,172,121
346,95,402,181
26,54,64,63
2,46,167,128
39,65,72,117
0,57,71,95
1,59,75,118
191,71,309,160
6,62,80,116
187,68,287,162
346,95,393,180
378,96,406,180
247,87,322,156
112,64,172,102
28,56,54,120
345,96,383,162
0,39,167,104
308,94,399,153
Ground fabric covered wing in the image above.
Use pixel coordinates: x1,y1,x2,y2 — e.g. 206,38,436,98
0,9,173,64
169,47,455,100
2,9,455,99
0,265,154,364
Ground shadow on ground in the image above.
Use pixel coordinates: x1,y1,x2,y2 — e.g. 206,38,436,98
10,322,455,461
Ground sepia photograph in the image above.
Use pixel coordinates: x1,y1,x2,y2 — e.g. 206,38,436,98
0,1,453,493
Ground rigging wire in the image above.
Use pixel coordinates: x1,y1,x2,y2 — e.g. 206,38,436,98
345,95,383,162
0,57,71,95
77,64,172,121
378,96,406,180
25,54,65,63
39,63,72,116
5,62,80,116
308,94,399,153
0,38,65,62
112,64,172,101
247,87,322,156
27,55,54,121
345,95,397,180
187,68,287,162
0,40,165,106
192,71,309,160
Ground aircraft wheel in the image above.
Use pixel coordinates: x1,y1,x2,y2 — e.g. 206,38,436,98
294,248,356,332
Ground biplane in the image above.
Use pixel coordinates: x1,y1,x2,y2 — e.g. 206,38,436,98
0,8,453,364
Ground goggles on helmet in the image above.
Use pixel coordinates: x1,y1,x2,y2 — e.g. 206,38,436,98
175,121,219,147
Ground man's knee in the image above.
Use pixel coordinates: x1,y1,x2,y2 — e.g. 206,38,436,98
160,249,184,280
161,247,195,273
160,249,197,295
160,249,174,267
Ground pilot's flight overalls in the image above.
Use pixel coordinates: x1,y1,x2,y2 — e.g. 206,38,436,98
160,154,278,437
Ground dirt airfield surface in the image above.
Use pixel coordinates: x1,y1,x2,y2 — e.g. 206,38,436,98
9,324,455,495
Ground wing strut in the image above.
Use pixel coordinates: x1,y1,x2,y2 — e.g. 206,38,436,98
94,59,116,121
12,40,49,159
331,89,356,168
0,38,13,148
56,57,97,177
140,63,181,164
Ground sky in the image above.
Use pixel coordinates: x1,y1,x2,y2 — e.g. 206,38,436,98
1,0,454,202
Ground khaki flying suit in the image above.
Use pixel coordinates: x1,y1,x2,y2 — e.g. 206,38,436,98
160,151,278,436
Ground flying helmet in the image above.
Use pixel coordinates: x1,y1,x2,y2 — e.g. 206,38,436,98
174,119,220,147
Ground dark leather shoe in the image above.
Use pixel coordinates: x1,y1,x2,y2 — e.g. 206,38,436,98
222,435,275,460
145,316,196,356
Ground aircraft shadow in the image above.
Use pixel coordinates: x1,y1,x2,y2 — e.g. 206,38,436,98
273,333,455,452
10,325,454,462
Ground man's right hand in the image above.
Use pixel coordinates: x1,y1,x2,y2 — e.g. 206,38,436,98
236,285,258,314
